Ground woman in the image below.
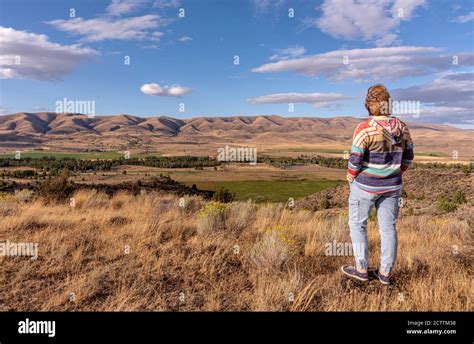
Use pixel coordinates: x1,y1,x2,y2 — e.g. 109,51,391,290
341,84,414,285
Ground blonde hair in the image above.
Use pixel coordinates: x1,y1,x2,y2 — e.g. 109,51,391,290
365,84,391,116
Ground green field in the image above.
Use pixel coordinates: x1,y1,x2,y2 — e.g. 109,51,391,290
0,151,161,159
187,180,345,203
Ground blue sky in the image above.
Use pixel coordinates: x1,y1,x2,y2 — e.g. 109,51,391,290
0,0,473,127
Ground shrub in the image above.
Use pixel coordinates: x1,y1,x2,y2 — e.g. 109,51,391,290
436,191,466,213
452,191,466,205
179,196,202,215
197,200,255,235
197,201,231,234
0,180,16,191
212,187,236,203
319,196,330,210
0,192,16,202
0,192,19,216
436,196,458,213
14,189,34,203
38,169,74,202
461,164,470,175
226,200,255,234
248,226,297,271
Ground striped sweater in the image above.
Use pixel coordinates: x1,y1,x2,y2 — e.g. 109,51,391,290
347,115,414,194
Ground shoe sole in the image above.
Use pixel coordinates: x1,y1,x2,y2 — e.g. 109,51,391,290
340,266,369,282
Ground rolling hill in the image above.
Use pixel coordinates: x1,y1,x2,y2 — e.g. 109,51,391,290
0,112,472,159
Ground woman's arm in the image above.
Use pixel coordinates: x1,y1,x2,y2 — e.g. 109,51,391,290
347,123,368,182
401,127,414,172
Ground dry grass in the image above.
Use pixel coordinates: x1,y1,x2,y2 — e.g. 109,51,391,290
0,190,471,311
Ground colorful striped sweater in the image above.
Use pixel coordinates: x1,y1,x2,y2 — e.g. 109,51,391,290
347,115,414,194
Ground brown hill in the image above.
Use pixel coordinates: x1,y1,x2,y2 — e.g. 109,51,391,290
297,169,473,219
0,112,472,159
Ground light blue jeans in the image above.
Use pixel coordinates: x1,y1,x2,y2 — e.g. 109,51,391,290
348,182,402,274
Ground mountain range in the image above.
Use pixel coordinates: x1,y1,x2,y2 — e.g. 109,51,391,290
0,112,472,159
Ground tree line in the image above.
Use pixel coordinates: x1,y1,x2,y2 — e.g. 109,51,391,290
0,154,471,178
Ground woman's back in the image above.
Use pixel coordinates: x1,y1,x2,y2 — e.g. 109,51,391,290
347,86,414,194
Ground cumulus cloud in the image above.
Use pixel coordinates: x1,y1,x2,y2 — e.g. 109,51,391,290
453,11,474,23
391,72,474,125
0,26,98,81
106,0,148,16
391,0,426,20
178,36,192,42
252,0,286,15
153,0,181,8
252,46,474,82
140,83,192,97
247,92,354,108
269,45,306,61
47,14,170,42
302,0,426,46
106,0,180,16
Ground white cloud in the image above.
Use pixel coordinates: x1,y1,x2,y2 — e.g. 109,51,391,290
106,0,147,16
0,107,10,115
150,31,165,40
106,0,180,16
392,0,426,20
391,72,474,125
252,46,474,82
0,27,98,81
140,83,192,97
374,33,401,47
247,92,354,108
47,14,171,42
269,45,306,61
305,0,426,46
252,0,286,15
453,11,474,23
33,106,49,111
153,0,181,8
178,36,192,42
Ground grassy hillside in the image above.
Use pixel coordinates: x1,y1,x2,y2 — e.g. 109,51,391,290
0,190,470,311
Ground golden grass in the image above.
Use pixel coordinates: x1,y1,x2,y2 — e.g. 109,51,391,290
0,190,471,311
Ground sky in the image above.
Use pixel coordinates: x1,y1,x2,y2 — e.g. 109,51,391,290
0,0,473,127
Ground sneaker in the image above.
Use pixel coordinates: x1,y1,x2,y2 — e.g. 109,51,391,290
374,270,391,285
341,266,369,282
